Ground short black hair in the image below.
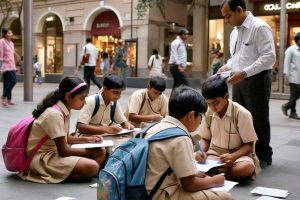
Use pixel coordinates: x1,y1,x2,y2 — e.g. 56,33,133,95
221,0,246,11
169,86,207,119
103,74,125,90
201,75,228,100
178,28,189,36
295,32,300,43
152,49,158,55
86,37,92,43
149,76,166,92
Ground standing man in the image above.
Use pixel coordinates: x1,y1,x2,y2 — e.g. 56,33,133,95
219,0,276,168
0,28,19,107
169,28,189,90
281,32,300,120
82,37,102,91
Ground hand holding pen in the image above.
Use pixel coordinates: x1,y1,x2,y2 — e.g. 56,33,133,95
195,141,207,164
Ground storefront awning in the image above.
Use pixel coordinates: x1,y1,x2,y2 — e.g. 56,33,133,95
91,11,121,37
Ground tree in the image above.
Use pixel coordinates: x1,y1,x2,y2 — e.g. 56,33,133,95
0,0,12,31
136,0,165,19
0,0,23,31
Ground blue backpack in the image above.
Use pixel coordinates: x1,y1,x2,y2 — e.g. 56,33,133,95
97,125,188,200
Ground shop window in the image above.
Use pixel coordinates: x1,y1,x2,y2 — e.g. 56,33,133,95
43,15,63,74
208,19,224,73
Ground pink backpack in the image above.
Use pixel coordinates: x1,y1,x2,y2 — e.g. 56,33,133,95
2,105,62,172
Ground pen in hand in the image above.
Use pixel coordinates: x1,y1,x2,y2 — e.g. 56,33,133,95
197,141,203,154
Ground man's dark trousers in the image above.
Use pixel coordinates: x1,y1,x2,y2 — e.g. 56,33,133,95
232,70,273,164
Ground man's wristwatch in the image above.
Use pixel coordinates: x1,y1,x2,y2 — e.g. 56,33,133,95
241,71,247,79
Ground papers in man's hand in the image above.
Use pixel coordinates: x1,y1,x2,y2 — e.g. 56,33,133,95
195,159,225,172
251,187,289,198
211,70,232,79
71,140,114,148
211,180,238,192
55,197,78,200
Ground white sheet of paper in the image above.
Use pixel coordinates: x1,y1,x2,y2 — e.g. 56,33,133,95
71,140,114,148
55,197,78,200
195,159,225,172
211,70,232,79
256,196,284,200
210,180,238,192
251,187,289,198
89,183,98,188
102,128,135,136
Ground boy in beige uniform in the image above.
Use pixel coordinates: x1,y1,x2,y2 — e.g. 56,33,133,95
124,76,168,128
145,86,232,200
195,76,260,181
77,75,134,147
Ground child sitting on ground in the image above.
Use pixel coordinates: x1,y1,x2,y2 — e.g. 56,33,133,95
195,75,261,181
144,86,232,200
124,76,168,128
77,74,134,147
19,77,106,183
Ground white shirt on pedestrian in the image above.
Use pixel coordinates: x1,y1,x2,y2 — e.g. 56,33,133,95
169,36,187,68
284,44,300,84
82,43,98,66
225,12,276,77
148,55,163,77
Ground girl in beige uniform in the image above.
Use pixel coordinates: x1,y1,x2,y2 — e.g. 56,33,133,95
19,77,106,183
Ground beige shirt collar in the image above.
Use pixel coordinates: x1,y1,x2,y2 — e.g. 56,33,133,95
57,100,70,117
212,99,233,119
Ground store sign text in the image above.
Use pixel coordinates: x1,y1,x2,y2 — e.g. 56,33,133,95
264,2,300,11
96,23,109,29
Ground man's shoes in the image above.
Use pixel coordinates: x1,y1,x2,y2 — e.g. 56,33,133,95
289,113,300,120
281,105,288,116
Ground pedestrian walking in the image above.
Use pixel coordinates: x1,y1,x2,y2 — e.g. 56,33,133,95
218,0,276,168
113,39,128,85
281,32,300,120
169,28,189,90
0,28,19,107
33,60,42,84
81,38,102,91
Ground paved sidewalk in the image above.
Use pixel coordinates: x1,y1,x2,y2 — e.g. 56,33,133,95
0,83,300,200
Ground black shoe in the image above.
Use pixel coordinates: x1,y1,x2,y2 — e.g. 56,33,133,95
281,105,288,116
289,113,300,120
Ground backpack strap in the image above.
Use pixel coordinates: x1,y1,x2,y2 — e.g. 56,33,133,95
92,94,100,118
110,101,116,122
149,167,173,199
30,105,64,158
92,94,116,123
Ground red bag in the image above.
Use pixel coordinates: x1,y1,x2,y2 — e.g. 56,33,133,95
81,46,90,65
2,106,62,172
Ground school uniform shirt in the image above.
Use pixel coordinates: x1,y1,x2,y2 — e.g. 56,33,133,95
226,12,275,77
283,44,300,84
198,100,260,178
124,89,168,128
78,92,127,126
199,100,257,150
19,101,81,183
145,116,231,200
